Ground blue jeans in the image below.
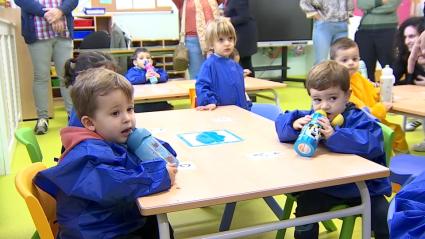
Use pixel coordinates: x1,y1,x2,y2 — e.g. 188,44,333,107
312,20,348,65
185,36,205,79
28,37,73,118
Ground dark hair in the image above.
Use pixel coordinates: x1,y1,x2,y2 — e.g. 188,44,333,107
305,60,350,94
131,47,150,60
64,51,117,87
330,37,358,60
394,17,425,64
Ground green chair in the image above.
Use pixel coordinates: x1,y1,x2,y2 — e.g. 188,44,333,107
276,122,394,239
15,127,43,163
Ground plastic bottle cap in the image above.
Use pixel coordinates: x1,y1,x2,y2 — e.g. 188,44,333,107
315,110,327,117
382,65,393,75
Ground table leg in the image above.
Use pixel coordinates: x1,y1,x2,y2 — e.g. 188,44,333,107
157,213,170,239
356,181,371,239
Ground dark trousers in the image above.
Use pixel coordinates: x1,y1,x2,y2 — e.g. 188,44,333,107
294,190,389,239
115,215,174,239
355,28,396,82
239,56,255,77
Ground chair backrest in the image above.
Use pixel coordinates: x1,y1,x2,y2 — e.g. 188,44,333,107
15,162,57,239
377,122,395,166
15,127,43,163
250,103,282,121
79,31,111,49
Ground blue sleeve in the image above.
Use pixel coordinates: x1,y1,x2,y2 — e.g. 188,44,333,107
59,0,79,15
35,142,171,206
156,68,169,83
275,110,311,142
125,67,148,85
14,0,45,16
196,62,218,106
325,111,384,158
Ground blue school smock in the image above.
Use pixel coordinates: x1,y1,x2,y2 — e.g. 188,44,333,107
195,54,252,110
125,66,168,85
275,104,391,198
390,171,425,238
34,127,172,238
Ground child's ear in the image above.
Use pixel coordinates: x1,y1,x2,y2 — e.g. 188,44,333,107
133,59,138,66
81,116,96,132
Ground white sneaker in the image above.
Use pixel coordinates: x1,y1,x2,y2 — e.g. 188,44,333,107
405,120,422,131
34,118,49,135
413,141,425,152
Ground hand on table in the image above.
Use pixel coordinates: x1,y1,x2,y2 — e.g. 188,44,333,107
167,163,178,186
196,104,217,111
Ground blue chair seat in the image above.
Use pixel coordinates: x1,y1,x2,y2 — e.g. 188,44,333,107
390,154,425,186
251,103,282,121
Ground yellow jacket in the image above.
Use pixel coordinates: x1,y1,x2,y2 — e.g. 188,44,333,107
349,72,387,121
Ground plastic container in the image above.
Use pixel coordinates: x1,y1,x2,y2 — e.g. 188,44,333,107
380,65,394,103
294,110,326,157
74,30,94,39
359,60,368,79
74,18,93,27
127,128,179,165
144,60,158,84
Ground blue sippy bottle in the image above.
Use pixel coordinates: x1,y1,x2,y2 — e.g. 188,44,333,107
127,128,179,165
294,110,327,157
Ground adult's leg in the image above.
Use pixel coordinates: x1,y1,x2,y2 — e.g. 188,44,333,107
375,28,397,70
185,36,205,79
355,29,377,82
52,37,74,114
239,56,255,77
28,39,54,119
331,21,348,43
312,20,333,65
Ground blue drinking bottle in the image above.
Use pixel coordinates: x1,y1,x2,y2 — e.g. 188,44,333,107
127,128,179,165
294,110,327,157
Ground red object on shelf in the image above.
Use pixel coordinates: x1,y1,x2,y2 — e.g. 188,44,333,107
74,18,93,27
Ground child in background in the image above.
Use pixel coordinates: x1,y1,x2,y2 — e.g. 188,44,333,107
275,60,391,239
35,68,177,238
195,17,252,111
125,47,173,112
330,37,409,153
64,51,118,127
126,47,168,84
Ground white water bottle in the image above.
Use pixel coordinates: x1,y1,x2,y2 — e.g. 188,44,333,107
380,65,394,102
359,60,368,79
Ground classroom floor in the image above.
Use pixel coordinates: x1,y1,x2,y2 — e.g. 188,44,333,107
1,82,424,239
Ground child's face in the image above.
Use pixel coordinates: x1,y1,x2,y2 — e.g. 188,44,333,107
333,47,360,76
213,35,235,57
404,26,419,52
310,86,350,121
87,89,136,144
133,52,152,69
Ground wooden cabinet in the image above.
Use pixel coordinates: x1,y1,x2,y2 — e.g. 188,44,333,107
73,15,112,48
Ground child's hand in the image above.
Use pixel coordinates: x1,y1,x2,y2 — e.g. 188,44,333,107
243,69,252,77
196,104,217,111
166,163,178,186
293,115,312,130
415,75,425,86
383,102,392,111
317,117,334,140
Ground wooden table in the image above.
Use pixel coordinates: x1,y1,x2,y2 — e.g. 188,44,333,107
135,106,389,239
391,85,425,118
391,85,425,131
133,77,287,106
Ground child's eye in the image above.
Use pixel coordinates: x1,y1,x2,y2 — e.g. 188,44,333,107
111,111,119,117
312,99,321,104
329,97,337,101
127,106,134,113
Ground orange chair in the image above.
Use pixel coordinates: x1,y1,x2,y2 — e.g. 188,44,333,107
189,88,197,108
15,162,58,239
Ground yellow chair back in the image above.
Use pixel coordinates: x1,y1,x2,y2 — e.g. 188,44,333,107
15,162,57,239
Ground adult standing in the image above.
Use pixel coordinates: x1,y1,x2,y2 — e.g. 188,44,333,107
15,0,77,134
224,0,257,76
355,0,401,82
172,0,223,79
300,0,354,65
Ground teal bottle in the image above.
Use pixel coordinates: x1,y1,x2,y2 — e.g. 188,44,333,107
294,110,326,157
127,128,179,165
